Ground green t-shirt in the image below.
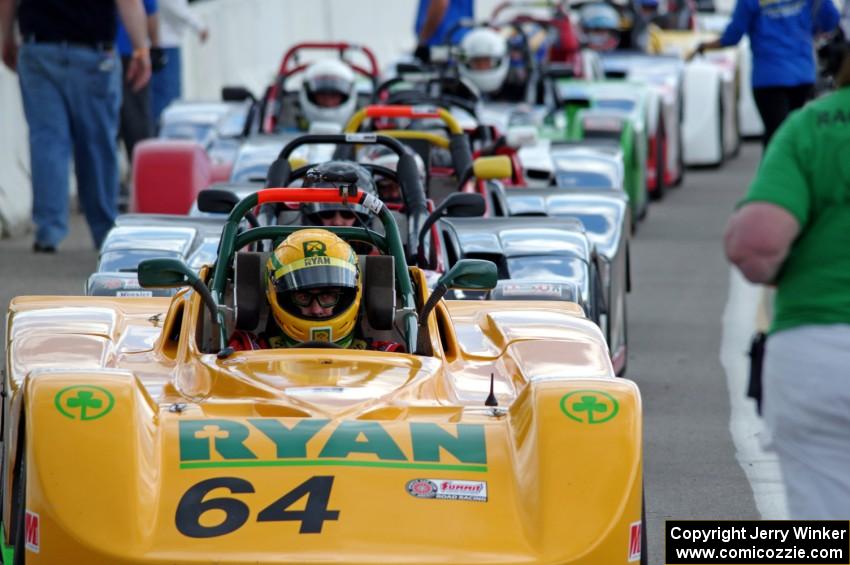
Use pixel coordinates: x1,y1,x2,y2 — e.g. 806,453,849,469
739,87,850,334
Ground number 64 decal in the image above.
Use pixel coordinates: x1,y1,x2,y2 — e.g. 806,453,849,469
175,475,340,538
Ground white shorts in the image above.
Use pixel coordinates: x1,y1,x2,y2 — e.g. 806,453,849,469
763,324,850,519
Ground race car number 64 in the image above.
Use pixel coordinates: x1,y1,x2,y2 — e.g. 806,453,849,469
175,476,340,538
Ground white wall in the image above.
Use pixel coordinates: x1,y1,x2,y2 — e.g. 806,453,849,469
0,0,502,237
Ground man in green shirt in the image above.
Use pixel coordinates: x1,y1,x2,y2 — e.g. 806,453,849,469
724,43,850,519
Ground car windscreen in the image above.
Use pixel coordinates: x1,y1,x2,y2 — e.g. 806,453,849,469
595,99,636,112
99,250,182,273
553,213,611,235
160,122,214,143
506,255,586,282
555,171,616,189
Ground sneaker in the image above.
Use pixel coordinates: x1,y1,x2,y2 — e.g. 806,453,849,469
33,242,57,253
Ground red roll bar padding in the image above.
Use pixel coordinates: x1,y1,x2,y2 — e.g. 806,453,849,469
257,187,366,205
364,105,441,119
278,42,380,79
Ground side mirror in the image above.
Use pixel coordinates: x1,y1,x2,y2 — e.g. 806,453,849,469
138,258,198,288
138,258,223,352
417,193,485,269
418,259,497,332
443,192,487,218
506,125,538,148
436,258,498,291
222,86,255,103
197,189,259,227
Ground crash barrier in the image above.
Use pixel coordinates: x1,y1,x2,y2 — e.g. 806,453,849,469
0,0,505,237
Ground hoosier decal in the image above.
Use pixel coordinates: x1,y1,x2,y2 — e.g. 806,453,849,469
178,419,488,472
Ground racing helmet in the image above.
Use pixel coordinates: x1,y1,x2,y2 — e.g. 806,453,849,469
298,59,358,128
301,161,377,225
266,229,361,347
579,3,622,52
459,27,510,94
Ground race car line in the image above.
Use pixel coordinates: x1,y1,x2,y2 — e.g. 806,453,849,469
720,268,788,519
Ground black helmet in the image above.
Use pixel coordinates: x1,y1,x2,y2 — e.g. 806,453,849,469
301,161,377,225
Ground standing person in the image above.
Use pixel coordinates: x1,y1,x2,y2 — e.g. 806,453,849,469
723,43,850,519
0,0,151,253
150,0,208,127
415,0,474,51
694,0,840,147
117,0,159,166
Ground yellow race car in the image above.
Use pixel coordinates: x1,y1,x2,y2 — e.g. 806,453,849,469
3,173,644,563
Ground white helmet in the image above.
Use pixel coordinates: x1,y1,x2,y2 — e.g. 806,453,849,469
298,59,358,128
459,28,509,94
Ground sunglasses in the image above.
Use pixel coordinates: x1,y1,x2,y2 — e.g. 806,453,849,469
317,210,356,221
289,289,343,308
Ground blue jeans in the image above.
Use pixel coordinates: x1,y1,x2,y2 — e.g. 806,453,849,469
17,42,121,249
151,47,182,127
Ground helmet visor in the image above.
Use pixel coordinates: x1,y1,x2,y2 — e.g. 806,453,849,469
306,75,353,105
465,55,502,71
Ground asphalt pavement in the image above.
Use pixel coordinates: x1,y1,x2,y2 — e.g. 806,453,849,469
0,143,767,563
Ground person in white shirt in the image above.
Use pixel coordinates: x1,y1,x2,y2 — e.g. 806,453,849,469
150,0,208,126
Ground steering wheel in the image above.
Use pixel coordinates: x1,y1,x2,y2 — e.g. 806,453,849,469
291,340,344,349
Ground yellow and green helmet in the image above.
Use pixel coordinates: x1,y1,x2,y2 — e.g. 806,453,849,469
266,229,361,347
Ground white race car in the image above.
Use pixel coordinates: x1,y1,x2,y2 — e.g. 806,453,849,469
696,13,765,138
652,30,742,166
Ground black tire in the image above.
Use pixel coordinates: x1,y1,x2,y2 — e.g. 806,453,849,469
673,122,686,187
641,495,648,565
713,91,727,169
616,292,629,378
649,126,666,202
12,423,26,565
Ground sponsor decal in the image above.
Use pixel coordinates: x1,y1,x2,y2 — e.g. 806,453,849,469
116,290,153,297
411,104,438,115
302,256,331,268
560,390,619,424
24,511,39,553
100,278,124,290
54,385,115,421
406,479,488,502
361,193,383,214
178,419,488,472
303,240,327,257
629,520,642,562
501,282,562,298
310,327,332,342
345,133,377,143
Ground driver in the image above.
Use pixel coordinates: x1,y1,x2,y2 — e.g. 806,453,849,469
300,161,376,228
459,27,510,96
298,59,358,129
228,229,402,351
579,3,623,52
357,144,427,206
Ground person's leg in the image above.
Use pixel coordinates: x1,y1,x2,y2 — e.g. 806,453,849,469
119,55,153,162
788,83,814,112
151,47,182,128
763,326,850,519
753,86,792,149
16,43,72,249
65,46,122,249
